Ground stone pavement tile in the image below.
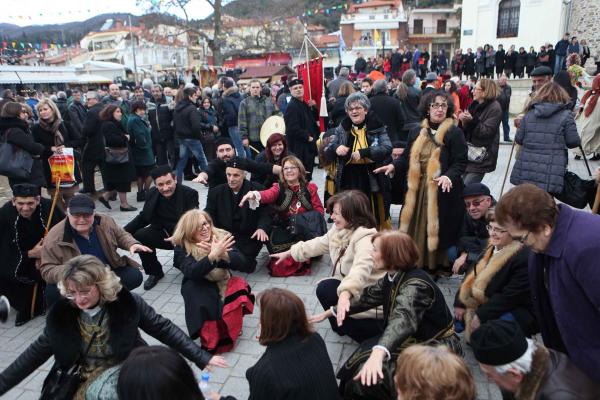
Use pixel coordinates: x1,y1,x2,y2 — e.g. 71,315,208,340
221,376,249,399
230,354,260,378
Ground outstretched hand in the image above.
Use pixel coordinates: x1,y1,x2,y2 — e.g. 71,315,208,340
270,250,292,265
239,192,256,207
433,175,452,192
129,243,153,255
373,164,395,176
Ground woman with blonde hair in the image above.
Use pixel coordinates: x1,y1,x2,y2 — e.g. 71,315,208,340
171,210,254,353
510,82,580,194
395,345,475,400
0,254,226,399
32,98,83,209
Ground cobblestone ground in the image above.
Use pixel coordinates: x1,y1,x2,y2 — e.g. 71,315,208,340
1,138,597,400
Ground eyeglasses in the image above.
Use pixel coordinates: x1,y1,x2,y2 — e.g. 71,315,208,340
430,103,448,109
464,198,486,208
511,232,530,244
486,224,508,234
64,287,95,300
283,166,299,172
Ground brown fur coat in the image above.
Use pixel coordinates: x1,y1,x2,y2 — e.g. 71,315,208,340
400,118,455,252
459,241,523,341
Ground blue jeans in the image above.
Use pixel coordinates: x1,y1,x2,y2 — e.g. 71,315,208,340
554,55,565,74
228,126,246,159
176,138,209,183
502,110,510,141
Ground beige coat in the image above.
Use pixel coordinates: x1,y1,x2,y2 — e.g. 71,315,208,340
40,214,141,284
291,226,384,318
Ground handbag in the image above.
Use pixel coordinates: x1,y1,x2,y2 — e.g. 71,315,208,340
40,309,107,400
288,210,327,240
466,142,488,163
553,170,596,209
104,147,129,165
0,129,34,179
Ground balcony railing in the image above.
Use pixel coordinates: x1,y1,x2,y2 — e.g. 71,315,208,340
409,26,449,35
341,12,407,23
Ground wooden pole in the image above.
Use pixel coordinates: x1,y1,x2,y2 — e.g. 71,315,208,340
592,185,600,214
500,140,516,197
31,176,61,318
304,34,313,102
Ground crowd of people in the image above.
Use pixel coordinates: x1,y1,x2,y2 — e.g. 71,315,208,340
347,33,597,82
0,44,599,399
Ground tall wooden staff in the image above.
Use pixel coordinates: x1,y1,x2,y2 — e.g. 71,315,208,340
30,176,61,318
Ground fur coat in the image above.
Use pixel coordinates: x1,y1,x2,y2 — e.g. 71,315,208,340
459,242,536,341
397,118,468,251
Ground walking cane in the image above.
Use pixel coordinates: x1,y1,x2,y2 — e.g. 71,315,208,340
579,145,592,177
500,140,517,197
30,176,61,319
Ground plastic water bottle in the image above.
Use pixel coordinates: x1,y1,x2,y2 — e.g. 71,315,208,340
199,372,210,396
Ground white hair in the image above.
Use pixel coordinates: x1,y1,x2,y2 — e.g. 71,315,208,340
494,339,536,375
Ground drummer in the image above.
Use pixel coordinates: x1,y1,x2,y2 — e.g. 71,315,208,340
238,79,277,158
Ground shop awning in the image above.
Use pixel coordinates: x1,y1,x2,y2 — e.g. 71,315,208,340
236,77,270,85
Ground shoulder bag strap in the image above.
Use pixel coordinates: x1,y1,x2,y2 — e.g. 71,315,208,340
331,246,348,277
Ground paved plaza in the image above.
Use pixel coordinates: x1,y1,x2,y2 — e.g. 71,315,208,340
1,141,597,400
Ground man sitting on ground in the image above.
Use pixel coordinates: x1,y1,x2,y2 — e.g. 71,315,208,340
452,183,493,274
41,194,151,306
0,184,64,326
194,137,281,189
125,165,199,290
205,160,271,272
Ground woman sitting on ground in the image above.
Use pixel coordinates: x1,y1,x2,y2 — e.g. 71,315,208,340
240,155,325,276
271,190,385,343
251,133,290,188
311,231,461,400
0,254,227,398
215,288,339,400
171,210,254,353
454,208,537,342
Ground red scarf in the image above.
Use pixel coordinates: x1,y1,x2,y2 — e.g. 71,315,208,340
581,75,600,118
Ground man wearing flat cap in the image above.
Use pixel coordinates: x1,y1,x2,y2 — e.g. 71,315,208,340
0,184,64,326
205,160,271,272
283,77,320,180
530,66,553,93
471,320,600,400
41,194,152,307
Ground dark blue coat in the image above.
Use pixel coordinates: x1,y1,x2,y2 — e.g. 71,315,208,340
529,205,600,382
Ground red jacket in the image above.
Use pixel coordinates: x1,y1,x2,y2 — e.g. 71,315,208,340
260,182,324,219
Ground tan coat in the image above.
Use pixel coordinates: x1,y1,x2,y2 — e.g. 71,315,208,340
40,214,140,284
291,226,384,318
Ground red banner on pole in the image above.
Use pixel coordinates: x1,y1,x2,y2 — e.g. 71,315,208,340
296,58,325,132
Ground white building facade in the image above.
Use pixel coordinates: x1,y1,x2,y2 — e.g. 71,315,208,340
460,0,569,50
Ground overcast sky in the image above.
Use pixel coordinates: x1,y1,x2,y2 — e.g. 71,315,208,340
1,0,213,26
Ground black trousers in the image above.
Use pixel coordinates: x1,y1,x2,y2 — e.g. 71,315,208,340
45,265,142,308
316,278,383,343
235,235,263,273
0,279,44,316
155,138,177,167
81,157,103,193
126,225,173,277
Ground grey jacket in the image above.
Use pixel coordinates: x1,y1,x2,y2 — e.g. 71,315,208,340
510,102,580,193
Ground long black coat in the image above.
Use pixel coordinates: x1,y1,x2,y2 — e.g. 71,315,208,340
205,179,271,257
0,117,46,187
148,95,174,142
31,120,84,188
283,97,319,171
246,333,339,400
81,102,105,160
124,184,199,234
0,288,213,395
0,198,64,314
174,246,246,338
100,119,136,184
369,93,405,142
396,124,467,250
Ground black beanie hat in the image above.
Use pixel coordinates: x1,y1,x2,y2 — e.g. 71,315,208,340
470,320,528,366
214,137,233,149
